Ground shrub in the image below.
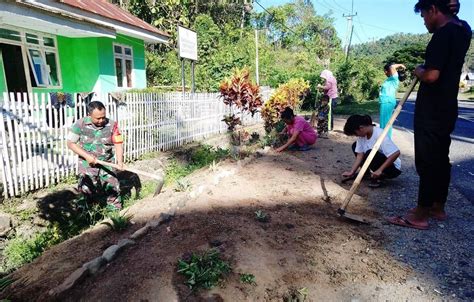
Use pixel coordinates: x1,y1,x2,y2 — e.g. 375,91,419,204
260,78,310,132
219,68,262,132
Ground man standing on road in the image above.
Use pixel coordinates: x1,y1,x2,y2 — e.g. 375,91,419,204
67,101,124,211
388,0,471,230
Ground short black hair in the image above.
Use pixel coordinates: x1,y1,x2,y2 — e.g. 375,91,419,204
280,107,295,120
343,114,373,136
414,0,457,15
321,94,330,101
87,101,106,115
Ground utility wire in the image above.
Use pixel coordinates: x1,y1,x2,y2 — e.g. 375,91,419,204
313,0,340,13
353,19,399,33
320,0,346,14
254,0,299,36
333,0,350,13
355,15,370,41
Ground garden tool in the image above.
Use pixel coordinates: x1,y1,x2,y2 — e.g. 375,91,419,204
95,159,164,196
337,78,419,224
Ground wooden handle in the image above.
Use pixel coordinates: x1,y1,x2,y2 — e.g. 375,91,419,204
95,159,164,181
339,78,419,211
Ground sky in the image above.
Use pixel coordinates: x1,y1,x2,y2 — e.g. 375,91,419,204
255,0,474,45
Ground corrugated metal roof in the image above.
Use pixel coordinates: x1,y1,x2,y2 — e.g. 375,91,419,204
59,0,170,38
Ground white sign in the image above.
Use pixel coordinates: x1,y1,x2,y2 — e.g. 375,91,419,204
178,26,198,61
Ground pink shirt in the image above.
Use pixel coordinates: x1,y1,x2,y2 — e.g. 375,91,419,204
320,70,338,99
287,116,317,146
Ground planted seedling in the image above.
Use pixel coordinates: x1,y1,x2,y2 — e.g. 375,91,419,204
284,287,309,302
239,273,256,285
177,248,231,290
102,211,133,231
255,210,270,223
174,179,191,192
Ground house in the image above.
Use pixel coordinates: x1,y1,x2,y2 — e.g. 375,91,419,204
0,0,169,96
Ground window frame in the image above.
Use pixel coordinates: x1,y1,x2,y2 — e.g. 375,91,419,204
113,43,134,89
0,25,62,89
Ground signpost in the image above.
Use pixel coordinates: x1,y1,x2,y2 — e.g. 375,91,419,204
177,26,198,93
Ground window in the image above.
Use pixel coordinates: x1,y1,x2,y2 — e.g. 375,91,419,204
0,26,62,88
113,44,133,88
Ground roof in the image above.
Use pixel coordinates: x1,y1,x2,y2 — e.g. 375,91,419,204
58,0,170,38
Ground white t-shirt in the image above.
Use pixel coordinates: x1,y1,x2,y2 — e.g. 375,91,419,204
355,127,401,170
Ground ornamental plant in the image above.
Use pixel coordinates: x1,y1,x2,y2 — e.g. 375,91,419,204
261,78,310,132
219,68,262,132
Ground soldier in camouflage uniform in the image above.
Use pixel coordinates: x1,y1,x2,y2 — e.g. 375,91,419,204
67,101,124,210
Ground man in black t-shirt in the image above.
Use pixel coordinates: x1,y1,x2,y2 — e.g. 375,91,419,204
388,0,471,230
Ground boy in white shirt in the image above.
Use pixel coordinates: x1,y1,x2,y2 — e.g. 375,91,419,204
341,114,401,187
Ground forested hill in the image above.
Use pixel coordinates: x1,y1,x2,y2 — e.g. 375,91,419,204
352,32,474,70
352,33,431,63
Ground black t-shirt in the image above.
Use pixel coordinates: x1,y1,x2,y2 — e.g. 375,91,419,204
415,19,472,131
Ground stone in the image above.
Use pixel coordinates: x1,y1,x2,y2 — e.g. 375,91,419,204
49,266,89,297
0,212,12,237
82,256,106,275
117,239,135,249
102,245,120,262
130,226,150,240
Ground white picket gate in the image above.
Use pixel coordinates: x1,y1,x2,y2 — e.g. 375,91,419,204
0,91,267,198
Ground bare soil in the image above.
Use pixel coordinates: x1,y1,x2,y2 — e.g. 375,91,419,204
2,122,462,301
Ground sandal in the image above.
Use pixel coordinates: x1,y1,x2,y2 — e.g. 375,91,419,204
386,215,429,230
368,179,383,188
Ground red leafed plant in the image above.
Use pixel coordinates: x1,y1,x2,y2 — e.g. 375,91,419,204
220,68,262,132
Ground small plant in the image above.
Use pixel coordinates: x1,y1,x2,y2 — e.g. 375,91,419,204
284,287,309,302
255,210,270,223
239,273,256,285
177,248,231,290
101,211,133,231
0,276,15,291
249,132,260,144
174,179,191,192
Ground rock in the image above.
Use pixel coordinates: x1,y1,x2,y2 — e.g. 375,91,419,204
49,266,89,297
130,226,150,240
102,245,120,262
117,239,135,249
0,212,12,236
82,256,106,275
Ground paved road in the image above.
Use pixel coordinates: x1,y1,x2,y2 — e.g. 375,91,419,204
395,95,474,202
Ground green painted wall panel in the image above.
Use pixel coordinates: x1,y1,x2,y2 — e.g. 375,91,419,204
30,34,147,94
0,50,7,95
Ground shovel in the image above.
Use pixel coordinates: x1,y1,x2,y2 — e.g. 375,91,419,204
337,78,419,224
95,159,164,196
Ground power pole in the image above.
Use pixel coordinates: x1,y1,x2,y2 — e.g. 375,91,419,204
343,0,357,58
255,29,260,86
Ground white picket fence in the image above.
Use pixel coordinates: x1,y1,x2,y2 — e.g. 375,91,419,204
0,90,268,198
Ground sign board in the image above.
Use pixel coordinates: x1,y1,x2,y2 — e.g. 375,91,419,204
178,26,198,61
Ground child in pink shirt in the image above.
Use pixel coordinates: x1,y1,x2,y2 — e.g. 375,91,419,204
276,107,318,152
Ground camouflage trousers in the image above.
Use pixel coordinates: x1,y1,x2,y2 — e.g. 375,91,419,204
317,118,328,135
78,164,122,210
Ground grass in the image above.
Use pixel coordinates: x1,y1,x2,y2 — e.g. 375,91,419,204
333,100,379,116
165,144,230,185
177,248,231,290
2,226,62,272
